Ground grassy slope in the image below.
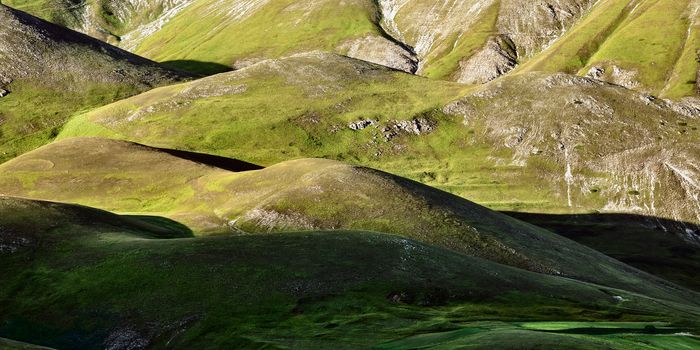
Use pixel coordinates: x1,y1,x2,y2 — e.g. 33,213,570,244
1,197,699,349
56,54,700,219
517,0,700,98
4,0,185,44
1,136,699,307
0,5,189,163
134,0,382,75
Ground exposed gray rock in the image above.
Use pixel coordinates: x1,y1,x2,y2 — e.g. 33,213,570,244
457,36,517,84
497,0,597,58
0,88,9,97
610,65,640,90
339,35,418,73
348,119,377,130
585,66,605,80
105,329,149,350
382,118,434,141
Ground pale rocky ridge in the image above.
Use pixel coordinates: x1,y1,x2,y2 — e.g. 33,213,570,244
445,72,700,245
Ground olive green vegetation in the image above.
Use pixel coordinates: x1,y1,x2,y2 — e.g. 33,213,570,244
0,5,189,163
0,80,151,163
516,0,700,98
419,1,500,80
3,0,178,44
135,0,382,75
47,54,700,293
56,53,700,220
2,136,700,307
1,196,699,349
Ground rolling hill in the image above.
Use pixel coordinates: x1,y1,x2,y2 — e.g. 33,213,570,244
55,53,700,245
2,1,700,348
1,197,699,349
1,136,699,306
0,4,189,163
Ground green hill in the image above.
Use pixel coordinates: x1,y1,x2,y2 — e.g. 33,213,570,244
1,196,699,349
1,136,699,307
55,53,700,243
0,4,190,163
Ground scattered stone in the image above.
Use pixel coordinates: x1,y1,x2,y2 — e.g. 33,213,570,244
0,88,9,97
382,118,434,141
585,66,605,80
457,36,517,85
348,119,376,130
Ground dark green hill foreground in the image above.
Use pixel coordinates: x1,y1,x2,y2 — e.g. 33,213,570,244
0,5,190,163
0,136,699,309
1,196,699,349
0,337,54,350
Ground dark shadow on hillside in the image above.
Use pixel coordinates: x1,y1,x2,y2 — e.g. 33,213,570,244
502,211,700,292
153,146,263,172
125,215,195,238
162,60,233,76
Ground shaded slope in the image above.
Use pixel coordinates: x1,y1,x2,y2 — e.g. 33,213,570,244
0,4,190,162
505,212,700,291
1,197,699,349
0,338,54,350
0,137,698,307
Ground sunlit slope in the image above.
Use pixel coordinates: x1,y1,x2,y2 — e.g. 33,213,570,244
130,0,597,80
518,0,700,98
57,53,700,241
0,5,189,162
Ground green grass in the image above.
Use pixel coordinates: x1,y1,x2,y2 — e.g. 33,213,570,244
0,197,699,349
376,322,700,350
518,0,700,97
2,137,700,309
135,0,381,75
0,79,147,163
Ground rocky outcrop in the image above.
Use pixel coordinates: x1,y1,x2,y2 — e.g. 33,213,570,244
376,0,597,80
339,35,418,73
444,72,700,244
497,0,596,58
456,35,517,84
